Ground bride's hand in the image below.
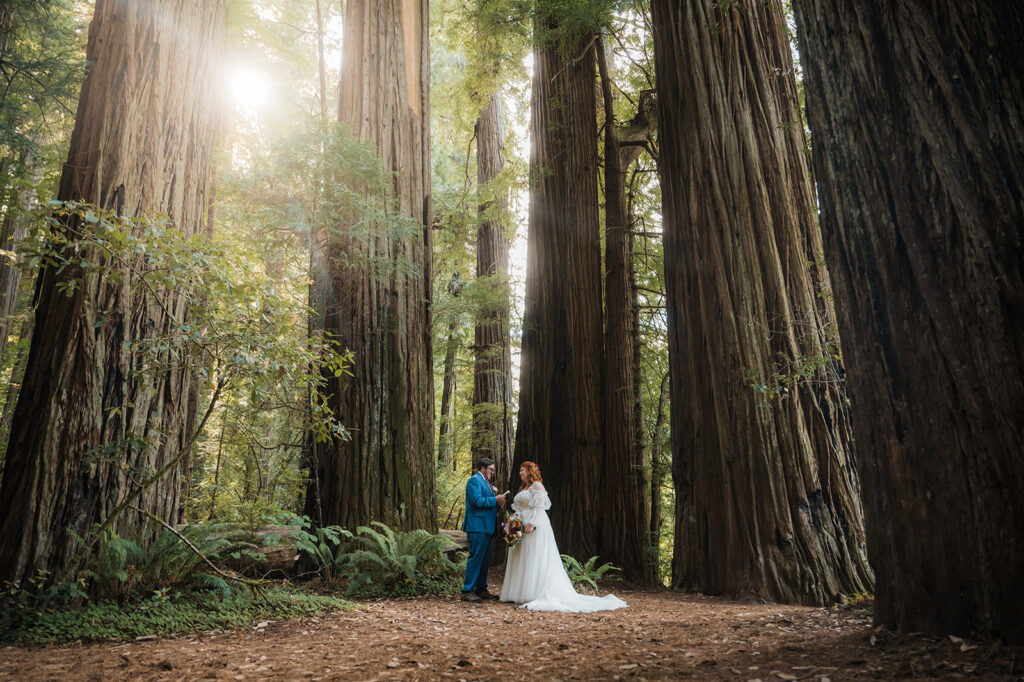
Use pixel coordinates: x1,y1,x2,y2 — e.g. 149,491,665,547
525,523,535,533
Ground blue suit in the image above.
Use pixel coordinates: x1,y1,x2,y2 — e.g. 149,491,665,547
462,472,498,595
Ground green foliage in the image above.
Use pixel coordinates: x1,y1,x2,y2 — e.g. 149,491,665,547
82,524,259,602
535,0,623,53
268,515,464,597
0,0,85,190
28,201,349,438
21,200,351,530
0,587,351,644
838,592,873,607
335,522,466,598
267,512,346,580
83,532,145,602
560,554,620,592
0,568,88,613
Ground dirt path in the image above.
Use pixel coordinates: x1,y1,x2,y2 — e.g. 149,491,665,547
2,587,1019,681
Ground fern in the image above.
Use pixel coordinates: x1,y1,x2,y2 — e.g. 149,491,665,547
191,574,232,600
561,554,620,591
83,522,255,601
334,522,465,597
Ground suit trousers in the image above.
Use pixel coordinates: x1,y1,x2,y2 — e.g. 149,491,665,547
462,531,493,594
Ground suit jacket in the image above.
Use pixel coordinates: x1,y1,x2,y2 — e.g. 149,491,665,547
462,472,498,535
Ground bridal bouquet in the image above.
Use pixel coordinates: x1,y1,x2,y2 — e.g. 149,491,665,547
502,511,524,548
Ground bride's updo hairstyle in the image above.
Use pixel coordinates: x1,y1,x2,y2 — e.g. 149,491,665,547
519,461,543,491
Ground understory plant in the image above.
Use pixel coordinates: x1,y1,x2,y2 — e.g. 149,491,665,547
279,514,465,597
561,554,620,593
336,522,465,598
1,587,351,644
84,523,262,602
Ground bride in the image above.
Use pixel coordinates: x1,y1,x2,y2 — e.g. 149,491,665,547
499,461,626,612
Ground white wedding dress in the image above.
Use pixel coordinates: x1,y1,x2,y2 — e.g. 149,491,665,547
500,482,627,612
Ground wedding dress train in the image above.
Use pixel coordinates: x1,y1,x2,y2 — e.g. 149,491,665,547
499,482,627,612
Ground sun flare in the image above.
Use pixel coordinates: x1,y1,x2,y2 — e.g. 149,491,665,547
229,68,269,116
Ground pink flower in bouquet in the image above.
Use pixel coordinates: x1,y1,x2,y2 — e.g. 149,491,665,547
503,511,524,547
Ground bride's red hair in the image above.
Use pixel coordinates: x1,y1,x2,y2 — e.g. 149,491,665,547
518,461,543,491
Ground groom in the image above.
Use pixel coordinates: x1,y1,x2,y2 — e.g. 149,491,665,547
461,458,506,603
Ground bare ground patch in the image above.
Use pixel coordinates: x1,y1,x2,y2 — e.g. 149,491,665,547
2,582,1020,681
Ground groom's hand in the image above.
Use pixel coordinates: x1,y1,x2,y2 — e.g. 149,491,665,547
495,494,507,507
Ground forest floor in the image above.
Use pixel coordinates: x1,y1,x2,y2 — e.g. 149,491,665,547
2,570,1021,681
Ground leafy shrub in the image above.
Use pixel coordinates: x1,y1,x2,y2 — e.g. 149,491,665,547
336,522,464,598
268,514,465,597
84,524,260,601
0,587,352,644
270,512,347,580
561,554,620,592
838,592,873,609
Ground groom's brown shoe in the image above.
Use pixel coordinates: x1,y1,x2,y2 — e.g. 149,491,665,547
461,592,482,603
476,591,500,600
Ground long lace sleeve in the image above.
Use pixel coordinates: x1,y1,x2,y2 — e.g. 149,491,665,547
521,482,551,529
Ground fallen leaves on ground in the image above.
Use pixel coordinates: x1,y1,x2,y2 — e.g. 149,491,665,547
1,573,1020,681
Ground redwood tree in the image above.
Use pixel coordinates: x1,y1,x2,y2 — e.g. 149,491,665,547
472,92,513,483
513,3,604,560
596,39,653,584
307,0,436,531
0,0,224,586
792,1,1024,639
652,0,872,604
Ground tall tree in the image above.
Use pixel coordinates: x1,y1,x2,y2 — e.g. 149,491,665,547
308,0,436,531
513,2,604,559
438,273,462,467
0,150,33,361
472,92,513,483
0,0,224,586
792,2,1024,639
651,0,872,605
596,39,654,584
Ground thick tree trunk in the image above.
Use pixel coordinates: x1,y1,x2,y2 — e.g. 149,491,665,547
0,0,224,586
596,40,652,585
309,0,436,532
652,0,872,605
792,1,1024,640
513,4,603,560
472,93,513,483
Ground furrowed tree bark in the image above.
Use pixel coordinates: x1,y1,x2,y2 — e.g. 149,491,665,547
309,0,436,531
0,0,224,586
472,93,513,484
596,39,653,585
652,0,872,605
513,3,603,560
792,1,1024,639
